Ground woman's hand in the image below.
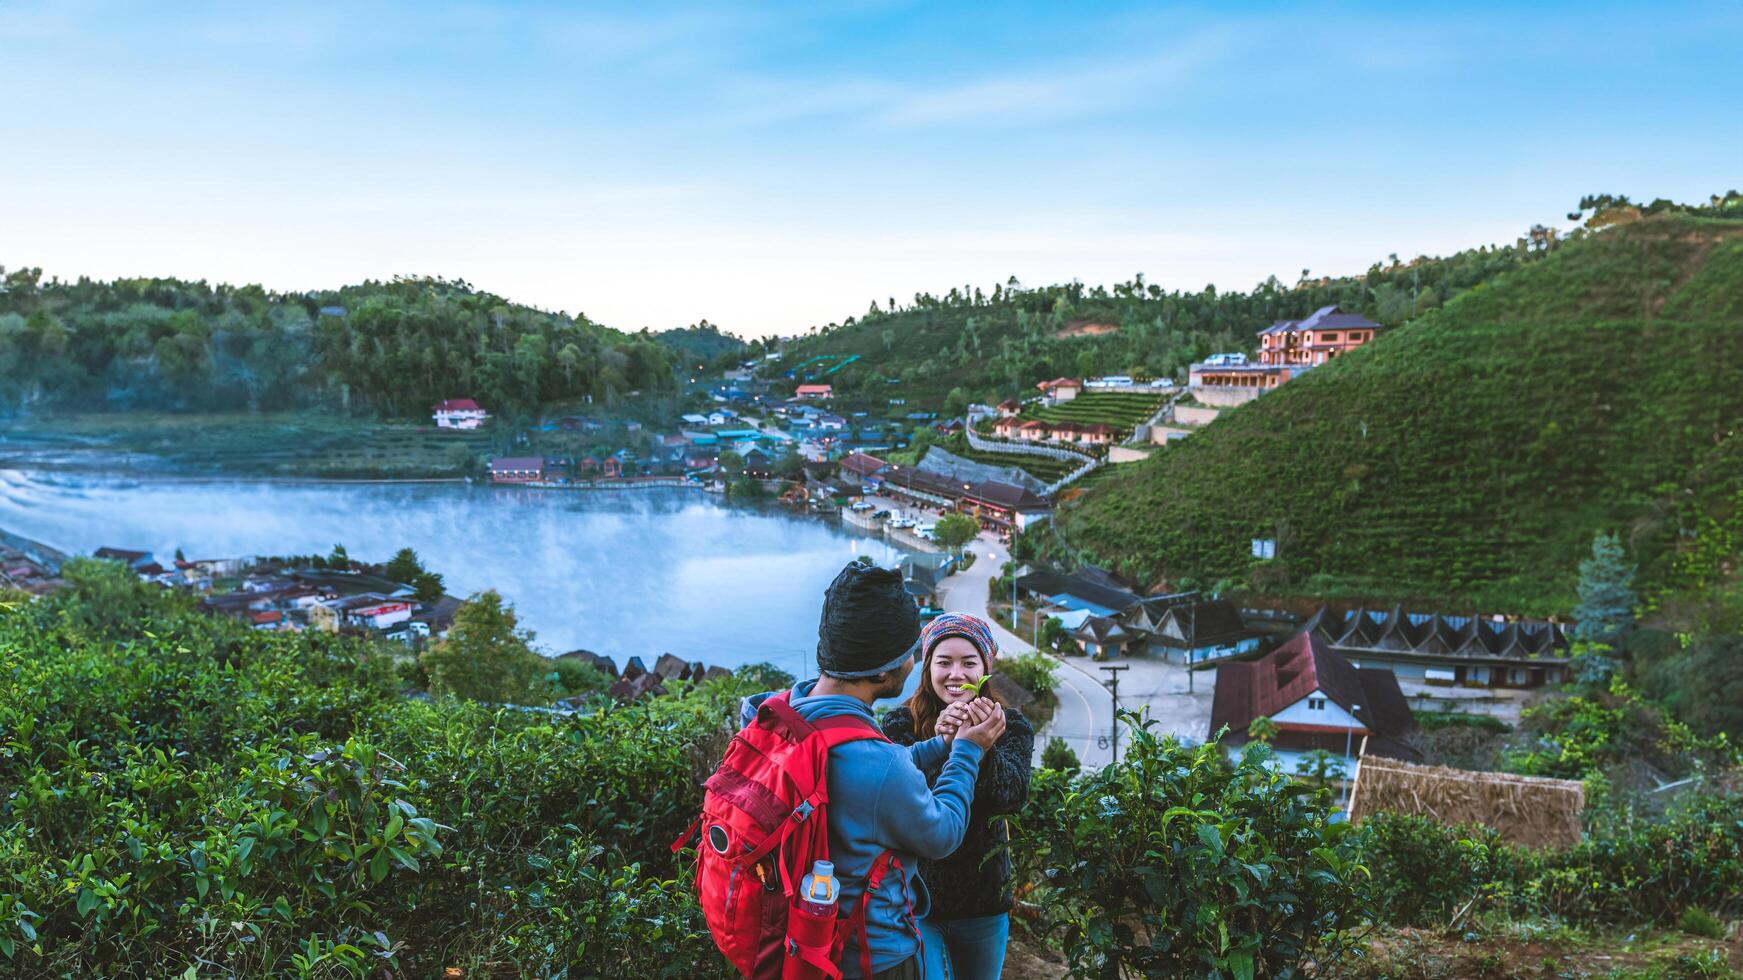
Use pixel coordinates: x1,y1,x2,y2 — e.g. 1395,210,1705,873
936,699,974,740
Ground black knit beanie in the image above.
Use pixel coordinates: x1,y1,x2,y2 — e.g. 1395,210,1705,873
815,561,922,678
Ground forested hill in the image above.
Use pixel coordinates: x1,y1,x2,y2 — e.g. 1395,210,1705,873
1046,210,1743,616
0,272,680,417
769,238,1544,404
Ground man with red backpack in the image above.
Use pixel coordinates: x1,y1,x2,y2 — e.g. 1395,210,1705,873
691,561,1005,979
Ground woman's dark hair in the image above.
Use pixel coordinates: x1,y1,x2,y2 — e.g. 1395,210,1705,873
904,637,997,739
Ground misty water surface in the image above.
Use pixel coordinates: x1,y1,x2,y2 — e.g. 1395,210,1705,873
0,468,913,676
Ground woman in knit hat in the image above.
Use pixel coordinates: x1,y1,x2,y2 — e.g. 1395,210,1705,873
880,613,1034,980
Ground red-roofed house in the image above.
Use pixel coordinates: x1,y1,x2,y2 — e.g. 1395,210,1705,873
1035,377,1081,405
1016,420,1051,442
992,417,1023,439
996,398,1022,418
839,452,887,485
433,399,489,429
1209,630,1420,774
795,384,834,400
1074,423,1117,445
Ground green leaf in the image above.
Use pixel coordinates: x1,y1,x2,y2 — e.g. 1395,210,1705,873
1228,949,1254,980
76,888,99,917
370,848,390,882
273,895,293,921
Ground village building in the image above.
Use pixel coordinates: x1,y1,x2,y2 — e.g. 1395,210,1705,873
1258,305,1382,368
996,398,1022,418
1190,306,1384,399
432,398,489,429
490,457,546,483
1306,606,1570,689
838,452,888,489
1074,615,1135,659
794,383,833,400
1210,630,1421,774
1036,377,1081,405
957,480,1050,531
1146,597,1263,665
1016,565,1144,618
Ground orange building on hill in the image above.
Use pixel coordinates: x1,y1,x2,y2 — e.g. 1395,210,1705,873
1191,306,1383,393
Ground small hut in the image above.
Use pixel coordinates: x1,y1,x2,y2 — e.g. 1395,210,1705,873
1348,755,1585,850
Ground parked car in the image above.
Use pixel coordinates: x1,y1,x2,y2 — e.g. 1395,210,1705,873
849,501,874,512
872,510,891,520
915,523,937,539
1150,378,1175,388
890,518,915,529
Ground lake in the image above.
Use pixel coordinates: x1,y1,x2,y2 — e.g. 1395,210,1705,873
0,467,915,678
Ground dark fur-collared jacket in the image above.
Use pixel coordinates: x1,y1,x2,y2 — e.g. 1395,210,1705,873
879,705,1034,919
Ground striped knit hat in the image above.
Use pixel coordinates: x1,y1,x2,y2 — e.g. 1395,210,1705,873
919,612,1000,667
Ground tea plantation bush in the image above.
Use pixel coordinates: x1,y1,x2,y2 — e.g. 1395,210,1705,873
0,573,740,976
1013,716,1369,978
1359,797,1743,929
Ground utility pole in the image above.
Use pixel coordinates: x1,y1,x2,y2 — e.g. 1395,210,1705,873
1099,664,1128,765
1187,599,1196,694
1343,702,1362,807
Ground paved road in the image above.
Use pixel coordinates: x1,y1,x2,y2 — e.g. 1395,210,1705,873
937,531,1116,769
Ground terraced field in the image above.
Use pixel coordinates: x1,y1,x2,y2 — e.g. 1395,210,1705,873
1024,390,1167,434
942,434,1081,483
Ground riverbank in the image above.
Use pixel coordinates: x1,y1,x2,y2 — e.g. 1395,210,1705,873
0,411,487,479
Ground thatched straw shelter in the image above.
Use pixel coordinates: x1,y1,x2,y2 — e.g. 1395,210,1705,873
1348,755,1585,850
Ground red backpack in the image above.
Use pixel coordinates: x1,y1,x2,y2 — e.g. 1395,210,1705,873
672,691,911,979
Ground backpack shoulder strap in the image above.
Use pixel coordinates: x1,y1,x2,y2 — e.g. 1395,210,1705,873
811,714,891,749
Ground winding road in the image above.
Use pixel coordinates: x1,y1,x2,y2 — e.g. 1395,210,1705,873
937,531,1116,769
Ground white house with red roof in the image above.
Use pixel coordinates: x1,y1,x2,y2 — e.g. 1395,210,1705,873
1035,377,1081,405
794,383,833,400
1210,629,1421,775
432,398,489,429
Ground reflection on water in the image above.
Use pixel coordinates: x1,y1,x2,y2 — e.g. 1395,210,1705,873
0,469,912,673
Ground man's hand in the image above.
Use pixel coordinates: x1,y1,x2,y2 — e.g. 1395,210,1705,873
957,700,1006,750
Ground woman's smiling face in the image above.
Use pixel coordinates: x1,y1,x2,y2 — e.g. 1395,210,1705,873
929,636,987,705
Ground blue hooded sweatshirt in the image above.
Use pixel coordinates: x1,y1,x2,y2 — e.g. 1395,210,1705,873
741,681,984,977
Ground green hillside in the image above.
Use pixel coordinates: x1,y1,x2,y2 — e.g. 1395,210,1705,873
1045,213,1743,615
0,271,675,418
771,242,1537,406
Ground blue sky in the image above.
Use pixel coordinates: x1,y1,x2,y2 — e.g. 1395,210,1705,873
2,1,1738,338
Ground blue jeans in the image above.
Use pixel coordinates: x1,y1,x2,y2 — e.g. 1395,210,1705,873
922,914,1009,980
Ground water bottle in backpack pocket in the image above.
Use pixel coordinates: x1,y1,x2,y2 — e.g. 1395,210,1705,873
784,860,839,977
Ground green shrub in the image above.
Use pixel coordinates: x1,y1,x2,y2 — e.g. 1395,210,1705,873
1013,716,1369,977
1039,737,1079,773
999,650,1059,704
0,575,744,975
1676,907,1725,940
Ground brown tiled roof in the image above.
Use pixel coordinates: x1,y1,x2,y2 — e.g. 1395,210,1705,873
1209,631,1417,749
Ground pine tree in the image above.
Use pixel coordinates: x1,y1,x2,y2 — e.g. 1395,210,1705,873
1570,532,1636,685
1572,532,1636,645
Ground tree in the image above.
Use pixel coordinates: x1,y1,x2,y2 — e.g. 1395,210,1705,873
1573,532,1636,647
384,547,424,585
327,543,350,570
932,513,980,557
1295,749,1346,787
419,590,541,703
717,450,745,477
1041,737,1080,772
413,571,446,605
1247,715,1280,744
943,386,969,419
1571,532,1636,684
1649,633,1743,738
